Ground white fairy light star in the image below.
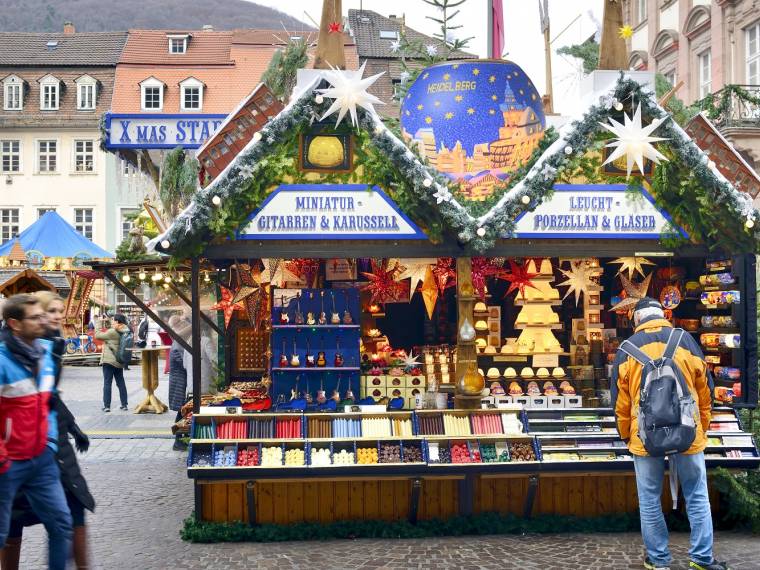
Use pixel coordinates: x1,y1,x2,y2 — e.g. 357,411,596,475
317,62,385,127
600,103,669,177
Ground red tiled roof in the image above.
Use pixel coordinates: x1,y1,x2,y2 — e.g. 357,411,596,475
119,30,233,65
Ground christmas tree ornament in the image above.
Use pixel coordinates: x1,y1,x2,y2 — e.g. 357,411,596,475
610,256,655,278
317,61,385,127
610,273,653,313
600,102,669,177
211,287,244,329
497,260,539,298
556,260,597,306
396,258,436,300
420,266,439,320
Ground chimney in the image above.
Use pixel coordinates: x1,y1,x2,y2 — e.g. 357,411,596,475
202,24,214,32
63,21,75,35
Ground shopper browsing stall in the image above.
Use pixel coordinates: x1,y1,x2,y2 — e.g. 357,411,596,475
96,314,131,412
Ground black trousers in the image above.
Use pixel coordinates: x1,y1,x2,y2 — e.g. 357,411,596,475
102,364,128,408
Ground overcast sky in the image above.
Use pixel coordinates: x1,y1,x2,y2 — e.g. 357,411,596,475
248,0,604,115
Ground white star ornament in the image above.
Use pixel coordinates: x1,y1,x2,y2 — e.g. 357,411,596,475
600,103,669,177
318,62,385,127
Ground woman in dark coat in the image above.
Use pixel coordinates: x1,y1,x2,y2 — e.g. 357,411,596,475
0,292,95,570
168,311,192,450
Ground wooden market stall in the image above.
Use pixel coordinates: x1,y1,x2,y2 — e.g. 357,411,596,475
107,52,760,526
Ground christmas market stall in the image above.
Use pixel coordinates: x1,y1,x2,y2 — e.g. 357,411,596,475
95,56,760,527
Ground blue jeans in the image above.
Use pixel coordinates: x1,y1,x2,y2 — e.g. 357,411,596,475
103,363,128,408
0,447,73,570
633,452,713,567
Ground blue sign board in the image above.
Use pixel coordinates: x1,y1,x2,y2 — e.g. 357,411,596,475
104,113,227,150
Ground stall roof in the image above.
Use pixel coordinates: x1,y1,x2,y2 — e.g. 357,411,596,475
0,212,113,259
154,71,760,259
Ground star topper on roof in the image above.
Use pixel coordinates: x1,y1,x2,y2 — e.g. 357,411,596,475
317,62,385,127
328,22,342,33
600,102,669,177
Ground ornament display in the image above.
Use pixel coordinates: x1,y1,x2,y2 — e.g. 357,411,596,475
470,257,499,300
361,260,404,305
399,60,545,201
610,273,653,313
317,62,384,127
498,260,538,298
210,287,244,328
556,260,597,306
600,102,669,177
700,290,741,305
396,258,436,300
610,256,655,278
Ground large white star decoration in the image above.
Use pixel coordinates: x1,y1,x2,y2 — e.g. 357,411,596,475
390,40,401,53
610,256,655,278
556,261,597,306
396,259,437,300
317,62,385,127
600,103,669,177
403,352,421,369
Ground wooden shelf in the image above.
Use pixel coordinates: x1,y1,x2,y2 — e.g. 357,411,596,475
271,324,360,330
514,299,562,306
272,367,361,372
514,323,563,330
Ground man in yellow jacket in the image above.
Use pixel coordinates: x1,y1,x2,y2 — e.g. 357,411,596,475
612,298,728,570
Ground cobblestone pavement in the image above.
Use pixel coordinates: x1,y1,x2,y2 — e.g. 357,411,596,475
14,367,760,569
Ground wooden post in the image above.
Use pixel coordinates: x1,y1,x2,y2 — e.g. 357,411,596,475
539,0,554,114
454,257,484,409
191,256,202,414
314,0,346,70
598,0,628,70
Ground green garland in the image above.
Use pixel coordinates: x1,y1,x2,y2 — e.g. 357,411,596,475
698,85,760,122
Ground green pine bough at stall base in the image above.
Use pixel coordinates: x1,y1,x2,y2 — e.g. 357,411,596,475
159,73,760,261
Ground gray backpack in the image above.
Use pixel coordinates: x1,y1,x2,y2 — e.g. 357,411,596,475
619,328,697,457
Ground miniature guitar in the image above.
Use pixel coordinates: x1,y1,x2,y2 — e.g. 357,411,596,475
330,291,340,324
291,375,300,401
289,338,300,367
318,291,327,325
341,290,353,325
331,376,341,403
334,336,344,367
294,293,304,325
304,378,313,404
316,337,327,367
345,378,355,402
305,338,316,368
316,375,327,404
278,339,288,368
279,295,289,324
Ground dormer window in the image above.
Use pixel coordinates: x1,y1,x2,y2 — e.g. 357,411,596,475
75,75,97,111
39,75,60,111
3,75,23,111
168,34,190,54
179,77,204,111
140,77,165,111
379,30,399,40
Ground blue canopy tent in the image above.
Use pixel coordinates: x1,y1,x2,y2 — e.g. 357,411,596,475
0,211,113,259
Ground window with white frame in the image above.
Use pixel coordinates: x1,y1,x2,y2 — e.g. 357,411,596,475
38,207,55,218
76,76,96,110
39,76,59,110
140,78,164,111
0,209,20,244
635,0,647,24
74,208,93,240
0,140,21,173
699,50,712,98
180,77,203,111
120,208,139,242
747,23,760,85
73,140,95,172
37,140,57,173
3,76,22,111
168,35,188,54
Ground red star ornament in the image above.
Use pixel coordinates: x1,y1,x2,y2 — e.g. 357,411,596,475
361,260,404,306
211,287,244,328
432,257,457,294
328,21,342,33
497,260,539,299
471,257,498,300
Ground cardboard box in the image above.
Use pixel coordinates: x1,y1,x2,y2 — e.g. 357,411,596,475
514,395,531,408
405,375,426,389
481,396,496,408
494,396,513,406
361,375,387,390
564,395,583,408
530,396,548,409
547,396,565,409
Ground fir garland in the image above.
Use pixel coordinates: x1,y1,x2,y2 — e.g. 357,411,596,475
698,85,760,122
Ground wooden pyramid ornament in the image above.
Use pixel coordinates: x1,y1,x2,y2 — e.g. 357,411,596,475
8,240,26,266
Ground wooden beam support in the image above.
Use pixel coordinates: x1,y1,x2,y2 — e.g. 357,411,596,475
191,256,202,414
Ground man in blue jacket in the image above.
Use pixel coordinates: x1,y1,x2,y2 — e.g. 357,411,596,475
0,294,72,569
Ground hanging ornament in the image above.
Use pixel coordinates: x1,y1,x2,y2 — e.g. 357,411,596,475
234,264,265,329
432,257,457,293
285,258,321,288
361,260,404,306
210,287,244,329
261,258,284,286
471,257,498,300
659,284,682,310
497,260,538,299
328,21,342,33
420,266,439,320
618,25,634,39
459,318,476,342
245,287,265,330
600,102,669,177
556,260,597,306
610,273,653,313
610,256,655,278
317,61,385,127
396,258,436,301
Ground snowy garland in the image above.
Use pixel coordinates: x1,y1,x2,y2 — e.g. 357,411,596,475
155,72,760,260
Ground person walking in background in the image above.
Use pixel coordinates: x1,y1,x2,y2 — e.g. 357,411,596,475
168,310,192,451
1,291,95,569
612,298,729,570
0,294,73,570
96,313,130,412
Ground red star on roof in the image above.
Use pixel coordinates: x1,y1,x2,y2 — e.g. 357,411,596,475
328,22,342,33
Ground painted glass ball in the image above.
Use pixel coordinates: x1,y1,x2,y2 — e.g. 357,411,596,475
400,60,545,201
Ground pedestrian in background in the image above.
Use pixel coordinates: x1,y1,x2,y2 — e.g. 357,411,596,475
0,294,73,570
96,313,130,412
1,291,95,569
168,310,192,451
612,298,729,570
